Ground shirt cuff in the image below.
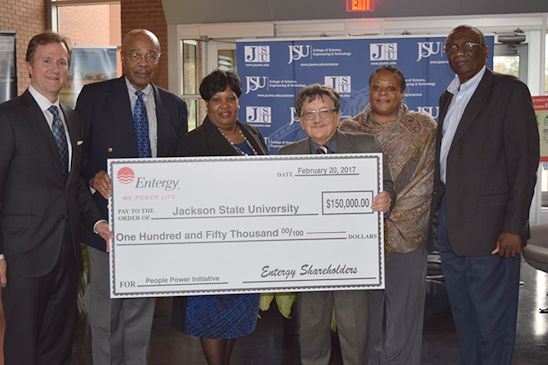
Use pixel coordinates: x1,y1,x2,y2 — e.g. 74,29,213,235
93,220,108,234
0,254,4,260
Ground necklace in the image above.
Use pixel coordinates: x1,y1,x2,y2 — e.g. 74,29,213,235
218,126,258,156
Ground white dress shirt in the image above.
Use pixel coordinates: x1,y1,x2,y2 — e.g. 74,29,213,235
439,66,486,184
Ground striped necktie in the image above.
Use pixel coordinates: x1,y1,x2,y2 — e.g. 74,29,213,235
316,145,328,154
48,105,69,178
133,90,152,158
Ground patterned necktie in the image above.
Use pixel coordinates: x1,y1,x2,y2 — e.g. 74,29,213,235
133,90,152,158
48,105,69,178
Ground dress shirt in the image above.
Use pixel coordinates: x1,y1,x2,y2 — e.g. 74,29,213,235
439,66,486,184
28,85,73,168
125,78,158,157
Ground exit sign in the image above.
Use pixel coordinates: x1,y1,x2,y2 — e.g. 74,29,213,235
346,0,374,12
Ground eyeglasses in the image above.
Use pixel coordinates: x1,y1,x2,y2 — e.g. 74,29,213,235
444,42,482,55
300,108,338,121
127,51,160,64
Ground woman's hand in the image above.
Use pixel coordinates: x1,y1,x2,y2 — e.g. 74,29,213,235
371,191,392,213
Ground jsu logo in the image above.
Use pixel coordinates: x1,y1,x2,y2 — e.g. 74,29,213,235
246,107,272,124
417,41,444,62
370,43,398,61
417,106,439,119
288,45,311,64
289,107,299,125
245,76,268,94
324,76,352,94
244,46,270,63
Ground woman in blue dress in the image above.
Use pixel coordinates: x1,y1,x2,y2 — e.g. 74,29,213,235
172,70,267,365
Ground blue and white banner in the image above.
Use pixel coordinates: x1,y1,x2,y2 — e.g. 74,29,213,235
236,36,494,153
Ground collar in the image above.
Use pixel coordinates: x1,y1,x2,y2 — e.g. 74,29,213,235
309,132,338,153
124,77,152,97
28,85,60,112
447,66,486,95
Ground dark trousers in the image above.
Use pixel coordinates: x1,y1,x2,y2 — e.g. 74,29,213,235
436,195,520,365
2,234,78,365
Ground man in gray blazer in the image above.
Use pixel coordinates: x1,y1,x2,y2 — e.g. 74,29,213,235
279,84,395,365
431,25,539,365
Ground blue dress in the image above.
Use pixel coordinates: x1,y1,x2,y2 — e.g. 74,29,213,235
184,294,260,339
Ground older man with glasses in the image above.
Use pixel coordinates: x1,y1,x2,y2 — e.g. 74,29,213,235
430,25,539,365
279,83,395,365
75,29,188,365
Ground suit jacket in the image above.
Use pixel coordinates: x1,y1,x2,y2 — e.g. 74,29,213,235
0,90,102,276
278,130,396,204
430,69,539,256
176,117,268,157
76,76,188,251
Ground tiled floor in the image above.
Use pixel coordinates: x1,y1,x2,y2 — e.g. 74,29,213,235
72,258,548,364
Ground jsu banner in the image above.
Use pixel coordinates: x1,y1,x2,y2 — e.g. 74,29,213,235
236,36,494,153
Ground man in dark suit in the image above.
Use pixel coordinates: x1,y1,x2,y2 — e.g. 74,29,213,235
76,29,188,365
279,84,395,365
431,25,539,365
0,32,111,365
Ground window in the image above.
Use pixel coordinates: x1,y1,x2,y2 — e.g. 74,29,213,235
180,40,203,131
493,44,527,82
51,1,121,106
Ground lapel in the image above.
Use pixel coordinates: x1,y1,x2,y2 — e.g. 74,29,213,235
449,69,493,148
152,84,170,157
60,104,79,186
203,118,243,156
337,131,350,152
22,90,67,185
238,122,268,155
110,77,139,155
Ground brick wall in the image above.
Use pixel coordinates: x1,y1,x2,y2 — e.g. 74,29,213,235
121,0,169,89
0,0,170,93
0,0,47,94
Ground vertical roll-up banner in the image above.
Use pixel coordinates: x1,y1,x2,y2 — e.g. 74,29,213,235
237,36,494,154
61,47,117,108
0,32,17,103
533,96,548,162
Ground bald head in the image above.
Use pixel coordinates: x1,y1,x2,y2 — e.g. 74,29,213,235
121,29,161,90
445,25,488,84
447,25,486,47
122,29,160,54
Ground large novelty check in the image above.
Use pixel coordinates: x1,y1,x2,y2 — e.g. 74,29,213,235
108,154,385,298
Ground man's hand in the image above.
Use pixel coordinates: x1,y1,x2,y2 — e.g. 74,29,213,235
371,191,392,213
96,221,113,253
492,232,522,257
0,258,7,288
90,170,112,199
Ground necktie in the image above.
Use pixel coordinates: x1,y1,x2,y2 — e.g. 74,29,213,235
48,105,69,178
133,90,152,158
316,145,328,154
